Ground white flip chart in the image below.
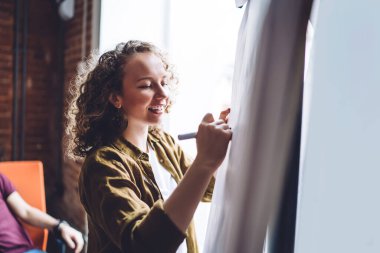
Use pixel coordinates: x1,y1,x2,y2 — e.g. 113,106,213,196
204,0,313,252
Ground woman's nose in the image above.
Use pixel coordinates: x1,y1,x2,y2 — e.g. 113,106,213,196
155,84,169,99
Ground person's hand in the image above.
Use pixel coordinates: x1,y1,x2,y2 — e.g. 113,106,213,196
59,222,84,253
194,111,232,174
219,107,230,123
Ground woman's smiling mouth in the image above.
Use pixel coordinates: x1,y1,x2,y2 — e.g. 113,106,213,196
148,104,166,113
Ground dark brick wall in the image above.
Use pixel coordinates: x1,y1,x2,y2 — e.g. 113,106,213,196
0,1,14,161
0,0,62,193
61,0,94,234
24,1,62,197
0,0,97,250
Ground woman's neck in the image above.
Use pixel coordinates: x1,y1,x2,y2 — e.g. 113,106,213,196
122,123,149,153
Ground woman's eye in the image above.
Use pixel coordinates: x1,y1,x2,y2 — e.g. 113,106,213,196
139,84,152,89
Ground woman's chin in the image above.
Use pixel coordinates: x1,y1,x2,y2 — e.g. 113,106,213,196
146,117,164,126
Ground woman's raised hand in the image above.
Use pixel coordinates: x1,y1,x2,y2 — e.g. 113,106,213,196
195,110,232,173
163,109,232,233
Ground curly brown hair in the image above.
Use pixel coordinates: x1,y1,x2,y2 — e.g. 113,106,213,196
65,40,178,159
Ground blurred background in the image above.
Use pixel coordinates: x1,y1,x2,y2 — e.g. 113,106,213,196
0,0,242,252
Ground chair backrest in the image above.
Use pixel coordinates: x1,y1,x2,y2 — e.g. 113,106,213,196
0,161,48,250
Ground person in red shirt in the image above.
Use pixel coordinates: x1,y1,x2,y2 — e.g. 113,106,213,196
0,172,84,253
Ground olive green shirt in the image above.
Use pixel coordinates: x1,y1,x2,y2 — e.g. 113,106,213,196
79,129,214,253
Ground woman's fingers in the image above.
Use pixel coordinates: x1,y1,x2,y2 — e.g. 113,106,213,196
203,110,231,125
216,123,231,130
213,119,225,125
219,108,231,122
202,114,231,130
202,113,215,123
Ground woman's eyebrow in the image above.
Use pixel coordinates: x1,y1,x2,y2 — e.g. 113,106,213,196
136,75,168,82
136,76,152,81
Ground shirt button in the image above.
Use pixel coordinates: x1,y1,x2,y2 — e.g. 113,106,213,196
159,159,164,163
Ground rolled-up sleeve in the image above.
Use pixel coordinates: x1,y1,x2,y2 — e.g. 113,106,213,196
79,152,186,253
168,134,215,202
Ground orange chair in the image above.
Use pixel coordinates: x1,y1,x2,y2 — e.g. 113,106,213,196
0,161,48,251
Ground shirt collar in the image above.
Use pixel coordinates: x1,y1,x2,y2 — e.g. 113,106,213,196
112,128,161,161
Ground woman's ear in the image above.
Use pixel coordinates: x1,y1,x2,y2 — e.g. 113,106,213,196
109,93,122,109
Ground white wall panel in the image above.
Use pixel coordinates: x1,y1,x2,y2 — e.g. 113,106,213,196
296,1,380,252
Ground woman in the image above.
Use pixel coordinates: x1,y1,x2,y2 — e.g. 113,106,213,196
66,40,232,253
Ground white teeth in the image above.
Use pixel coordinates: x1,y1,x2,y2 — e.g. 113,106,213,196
148,105,166,111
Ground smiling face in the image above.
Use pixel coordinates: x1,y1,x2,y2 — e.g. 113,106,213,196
111,52,170,129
